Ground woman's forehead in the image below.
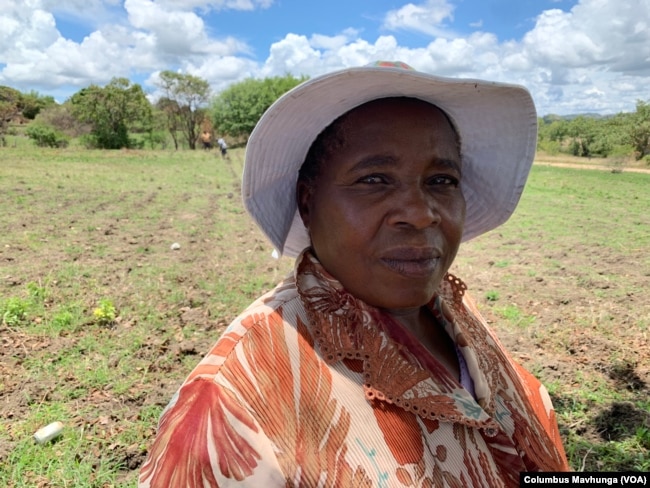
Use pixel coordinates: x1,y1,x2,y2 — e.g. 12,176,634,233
336,98,460,150
337,97,457,138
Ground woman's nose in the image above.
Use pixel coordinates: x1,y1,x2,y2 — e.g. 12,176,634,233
386,186,440,229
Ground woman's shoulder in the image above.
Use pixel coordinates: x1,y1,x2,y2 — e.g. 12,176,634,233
184,275,306,382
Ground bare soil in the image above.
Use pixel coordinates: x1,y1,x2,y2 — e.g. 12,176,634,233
1,156,648,483
452,239,650,451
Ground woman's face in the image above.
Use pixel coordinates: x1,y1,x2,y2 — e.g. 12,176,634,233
298,97,466,310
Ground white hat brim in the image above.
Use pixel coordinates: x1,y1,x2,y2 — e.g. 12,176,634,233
243,65,537,258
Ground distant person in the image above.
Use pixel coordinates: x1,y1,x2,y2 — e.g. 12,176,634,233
217,137,228,159
139,61,568,487
200,130,212,150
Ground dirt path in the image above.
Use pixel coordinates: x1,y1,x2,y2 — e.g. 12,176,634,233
535,158,650,174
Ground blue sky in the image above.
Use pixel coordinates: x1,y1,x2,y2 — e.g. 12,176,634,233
1,0,648,115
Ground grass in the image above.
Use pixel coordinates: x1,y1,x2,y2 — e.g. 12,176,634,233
1,146,649,484
494,303,536,328
1,145,293,487
452,162,650,472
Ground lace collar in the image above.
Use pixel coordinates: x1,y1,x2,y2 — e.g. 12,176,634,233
294,249,502,435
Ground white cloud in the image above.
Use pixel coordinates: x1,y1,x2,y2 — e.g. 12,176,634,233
2,29,141,87
0,0,649,115
514,0,650,112
182,56,259,94
145,54,259,101
0,0,252,94
585,86,605,97
523,9,606,67
261,33,323,77
332,35,408,70
41,0,120,14
125,0,249,57
154,0,273,11
310,29,360,51
383,0,456,38
523,0,650,74
40,0,123,28
0,4,60,64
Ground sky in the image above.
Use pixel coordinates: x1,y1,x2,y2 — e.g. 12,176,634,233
1,0,649,116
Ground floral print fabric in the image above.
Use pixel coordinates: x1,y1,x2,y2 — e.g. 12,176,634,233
139,250,568,487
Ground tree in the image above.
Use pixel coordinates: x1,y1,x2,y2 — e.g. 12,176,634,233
211,74,307,143
628,100,650,160
156,71,211,150
564,116,619,158
0,86,23,146
537,117,570,154
21,90,56,119
155,97,182,150
144,104,173,150
69,78,152,149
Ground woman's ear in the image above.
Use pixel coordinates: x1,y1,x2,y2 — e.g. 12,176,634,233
296,180,312,229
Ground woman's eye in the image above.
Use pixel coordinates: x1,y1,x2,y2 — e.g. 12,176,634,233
358,174,388,184
428,175,459,186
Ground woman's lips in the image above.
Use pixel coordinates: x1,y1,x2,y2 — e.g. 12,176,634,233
380,248,440,277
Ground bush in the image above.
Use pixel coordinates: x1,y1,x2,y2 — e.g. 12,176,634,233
35,104,89,138
1,297,28,326
143,130,169,149
25,124,69,148
537,139,562,155
608,144,633,159
79,128,140,150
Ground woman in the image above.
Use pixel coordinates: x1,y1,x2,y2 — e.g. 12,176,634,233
139,62,569,487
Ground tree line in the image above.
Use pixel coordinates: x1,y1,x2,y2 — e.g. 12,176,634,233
1,72,649,163
0,71,306,151
538,102,650,162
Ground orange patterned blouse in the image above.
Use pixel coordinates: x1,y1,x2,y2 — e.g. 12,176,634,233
139,250,569,487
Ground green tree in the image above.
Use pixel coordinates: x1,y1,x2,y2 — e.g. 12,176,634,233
155,97,183,150
69,78,152,149
21,90,57,119
537,117,570,155
0,86,23,146
564,116,616,158
211,74,307,142
547,120,570,142
628,100,650,160
156,71,211,150
145,105,172,150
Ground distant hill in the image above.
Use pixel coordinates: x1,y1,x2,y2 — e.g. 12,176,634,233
542,113,614,122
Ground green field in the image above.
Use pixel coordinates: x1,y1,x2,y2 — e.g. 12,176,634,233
1,147,648,486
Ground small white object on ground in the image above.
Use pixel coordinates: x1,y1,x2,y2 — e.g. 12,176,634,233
171,242,181,250
33,421,64,444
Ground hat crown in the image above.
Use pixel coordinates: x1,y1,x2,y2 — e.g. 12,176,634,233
243,62,537,258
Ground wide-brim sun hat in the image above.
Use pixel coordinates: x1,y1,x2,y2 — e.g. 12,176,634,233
243,61,537,258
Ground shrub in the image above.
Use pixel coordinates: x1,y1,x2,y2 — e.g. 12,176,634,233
25,124,69,148
35,103,90,137
1,297,28,326
537,139,562,155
